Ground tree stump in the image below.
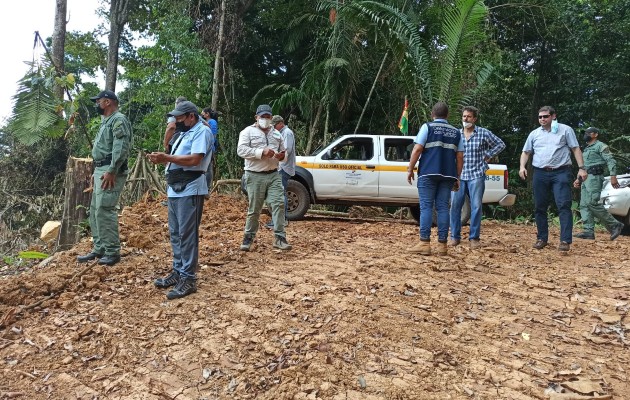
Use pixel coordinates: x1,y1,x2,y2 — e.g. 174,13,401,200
57,157,93,250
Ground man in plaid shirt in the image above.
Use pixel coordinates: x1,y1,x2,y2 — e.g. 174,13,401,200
449,106,506,249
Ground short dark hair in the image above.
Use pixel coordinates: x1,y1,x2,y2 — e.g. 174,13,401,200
462,106,479,118
538,105,556,115
432,101,449,119
203,107,219,120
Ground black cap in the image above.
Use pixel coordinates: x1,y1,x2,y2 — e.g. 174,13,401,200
256,104,272,116
90,90,118,102
167,101,198,117
585,127,599,134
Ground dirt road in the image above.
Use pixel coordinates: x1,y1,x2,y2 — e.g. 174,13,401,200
1,194,628,399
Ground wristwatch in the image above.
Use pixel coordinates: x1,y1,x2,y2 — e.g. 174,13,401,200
578,166,586,170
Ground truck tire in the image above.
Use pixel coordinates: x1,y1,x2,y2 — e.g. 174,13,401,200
287,180,310,221
408,206,420,221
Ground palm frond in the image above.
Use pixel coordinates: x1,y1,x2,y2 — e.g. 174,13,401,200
437,0,489,104
11,71,61,146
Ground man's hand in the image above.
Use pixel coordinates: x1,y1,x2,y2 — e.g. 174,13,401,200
519,167,527,180
147,152,169,164
407,170,415,185
452,179,460,192
573,178,582,189
100,172,116,190
611,175,620,189
262,148,276,158
274,150,286,161
578,169,588,182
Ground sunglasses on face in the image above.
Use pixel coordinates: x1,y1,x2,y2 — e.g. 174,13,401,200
538,114,551,119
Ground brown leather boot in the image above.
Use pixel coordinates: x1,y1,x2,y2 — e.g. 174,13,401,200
407,240,431,255
436,241,447,256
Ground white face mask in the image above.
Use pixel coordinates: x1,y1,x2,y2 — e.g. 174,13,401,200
462,120,473,128
258,118,271,129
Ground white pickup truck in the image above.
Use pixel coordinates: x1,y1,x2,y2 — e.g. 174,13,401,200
281,134,515,221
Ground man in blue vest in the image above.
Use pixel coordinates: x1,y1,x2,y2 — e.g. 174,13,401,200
406,102,464,256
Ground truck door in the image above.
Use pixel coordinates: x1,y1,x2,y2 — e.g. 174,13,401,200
379,137,418,198
312,136,379,198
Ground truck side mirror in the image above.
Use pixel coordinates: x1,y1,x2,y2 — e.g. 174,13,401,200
322,149,332,160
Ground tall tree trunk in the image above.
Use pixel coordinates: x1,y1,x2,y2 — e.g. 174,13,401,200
211,0,227,110
105,0,132,91
52,0,67,104
305,103,323,155
354,51,388,134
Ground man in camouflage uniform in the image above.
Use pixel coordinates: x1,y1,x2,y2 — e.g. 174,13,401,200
77,90,132,266
574,127,624,241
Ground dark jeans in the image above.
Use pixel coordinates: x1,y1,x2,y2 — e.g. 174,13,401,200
167,195,205,279
533,167,573,243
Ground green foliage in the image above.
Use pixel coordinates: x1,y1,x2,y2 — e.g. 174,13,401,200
18,251,50,260
11,69,62,145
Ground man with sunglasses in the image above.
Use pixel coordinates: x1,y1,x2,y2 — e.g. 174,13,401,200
77,90,131,267
519,106,587,252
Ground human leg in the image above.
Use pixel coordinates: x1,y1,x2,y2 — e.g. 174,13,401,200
244,172,267,236
449,180,467,241
266,173,291,250
417,176,437,240
171,195,204,279
532,169,551,242
435,178,454,243
79,177,104,262
467,176,485,241
551,169,573,244
280,170,290,222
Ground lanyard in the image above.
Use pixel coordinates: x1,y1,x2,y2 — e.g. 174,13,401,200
167,132,187,171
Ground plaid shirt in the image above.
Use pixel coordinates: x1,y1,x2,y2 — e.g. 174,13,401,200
460,126,506,180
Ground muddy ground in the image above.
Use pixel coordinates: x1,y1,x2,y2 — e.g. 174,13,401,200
0,193,629,400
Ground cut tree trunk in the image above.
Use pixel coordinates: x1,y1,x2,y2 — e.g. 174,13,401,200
57,157,93,250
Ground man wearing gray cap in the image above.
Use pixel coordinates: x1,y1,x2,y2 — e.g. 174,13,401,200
237,104,291,251
265,115,295,229
77,90,131,267
147,100,213,299
573,127,624,241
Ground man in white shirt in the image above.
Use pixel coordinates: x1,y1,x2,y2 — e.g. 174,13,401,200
237,105,291,251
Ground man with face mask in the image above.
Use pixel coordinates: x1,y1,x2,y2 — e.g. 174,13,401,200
77,90,131,266
573,127,624,241
237,104,291,252
449,106,506,249
147,101,213,299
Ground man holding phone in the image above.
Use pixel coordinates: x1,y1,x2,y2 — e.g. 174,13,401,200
237,104,291,251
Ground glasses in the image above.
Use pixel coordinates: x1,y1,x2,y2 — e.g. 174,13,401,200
538,114,551,119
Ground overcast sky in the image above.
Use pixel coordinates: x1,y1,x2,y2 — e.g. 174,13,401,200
1,0,101,122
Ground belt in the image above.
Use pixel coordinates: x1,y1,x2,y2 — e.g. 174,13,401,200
535,165,570,172
94,158,111,167
94,156,128,170
248,169,278,174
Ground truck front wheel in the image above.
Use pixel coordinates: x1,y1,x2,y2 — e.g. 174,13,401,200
286,180,310,221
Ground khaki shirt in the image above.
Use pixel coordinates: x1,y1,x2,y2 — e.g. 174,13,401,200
92,111,132,174
583,140,616,175
237,125,286,172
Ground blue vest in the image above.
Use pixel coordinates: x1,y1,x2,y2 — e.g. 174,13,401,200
418,121,460,178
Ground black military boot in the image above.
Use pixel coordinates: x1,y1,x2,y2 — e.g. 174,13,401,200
77,252,103,263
